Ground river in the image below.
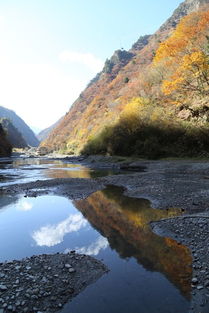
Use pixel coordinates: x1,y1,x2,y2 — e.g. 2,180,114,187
0,156,191,313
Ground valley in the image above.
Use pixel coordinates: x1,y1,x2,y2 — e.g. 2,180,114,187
1,0,209,312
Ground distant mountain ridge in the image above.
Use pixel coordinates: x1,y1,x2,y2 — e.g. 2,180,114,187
42,0,209,154
37,117,63,142
0,106,39,147
0,118,27,148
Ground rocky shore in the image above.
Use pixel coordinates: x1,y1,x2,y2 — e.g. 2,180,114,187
0,251,108,313
151,215,209,313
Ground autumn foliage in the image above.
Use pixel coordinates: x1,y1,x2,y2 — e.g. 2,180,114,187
43,5,209,158
154,10,209,97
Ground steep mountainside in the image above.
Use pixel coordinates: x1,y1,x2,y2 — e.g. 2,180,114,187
42,0,209,154
0,124,12,157
37,117,63,142
0,106,39,147
0,118,27,148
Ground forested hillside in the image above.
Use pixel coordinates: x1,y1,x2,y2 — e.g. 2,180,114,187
42,0,209,158
0,124,12,157
0,118,27,148
37,117,63,142
0,106,39,147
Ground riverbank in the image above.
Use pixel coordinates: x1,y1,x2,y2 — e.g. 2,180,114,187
0,252,108,313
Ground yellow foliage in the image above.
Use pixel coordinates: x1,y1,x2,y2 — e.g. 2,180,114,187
121,97,151,118
153,9,209,97
162,50,209,95
154,10,209,65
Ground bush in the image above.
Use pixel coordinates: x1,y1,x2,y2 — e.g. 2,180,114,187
81,97,209,159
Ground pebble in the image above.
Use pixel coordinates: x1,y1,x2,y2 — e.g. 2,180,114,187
192,278,198,284
0,253,107,313
153,216,209,312
69,268,76,273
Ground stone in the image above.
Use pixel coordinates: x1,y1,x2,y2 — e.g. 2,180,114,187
26,266,31,270
15,266,21,271
192,278,198,284
0,251,107,313
69,268,76,273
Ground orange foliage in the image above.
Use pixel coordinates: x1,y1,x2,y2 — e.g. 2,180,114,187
154,10,209,64
162,51,209,95
154,9,209,97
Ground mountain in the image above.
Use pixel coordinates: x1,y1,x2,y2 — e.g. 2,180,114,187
37,117,63,142
0,118,27,148
42,0,209,156
0,124,12,157
0,106,39,147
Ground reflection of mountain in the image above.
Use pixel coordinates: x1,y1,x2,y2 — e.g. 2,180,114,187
45,165,120,179
74,186,192,298
45,166,92,179
0,194,19,210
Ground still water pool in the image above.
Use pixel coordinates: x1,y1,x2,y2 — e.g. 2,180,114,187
0,183,191,313
0,157,126,187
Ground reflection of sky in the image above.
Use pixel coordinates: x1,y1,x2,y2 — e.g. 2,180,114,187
74,236,109,256
32,213,87,247
16,199,33,211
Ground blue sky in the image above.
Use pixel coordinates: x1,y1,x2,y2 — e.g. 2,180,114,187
0,0,183,131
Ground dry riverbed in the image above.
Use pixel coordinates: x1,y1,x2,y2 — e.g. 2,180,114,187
0,252,108,313
3,156,209,312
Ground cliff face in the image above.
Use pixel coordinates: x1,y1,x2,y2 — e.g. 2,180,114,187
159,0,208,31
0,124,12,157
42,0,209,153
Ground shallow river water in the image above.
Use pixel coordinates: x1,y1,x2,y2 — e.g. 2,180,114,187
0,157,192,313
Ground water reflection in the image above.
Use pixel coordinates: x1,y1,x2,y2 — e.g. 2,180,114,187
74,236,109,256
0,157,127,186
74,186,192,298
0,193,19,210
16,199,33,211
0,187,191,312
33,213,87,247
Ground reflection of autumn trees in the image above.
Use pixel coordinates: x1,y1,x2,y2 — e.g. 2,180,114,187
44,164,117,179
75,186,192,298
